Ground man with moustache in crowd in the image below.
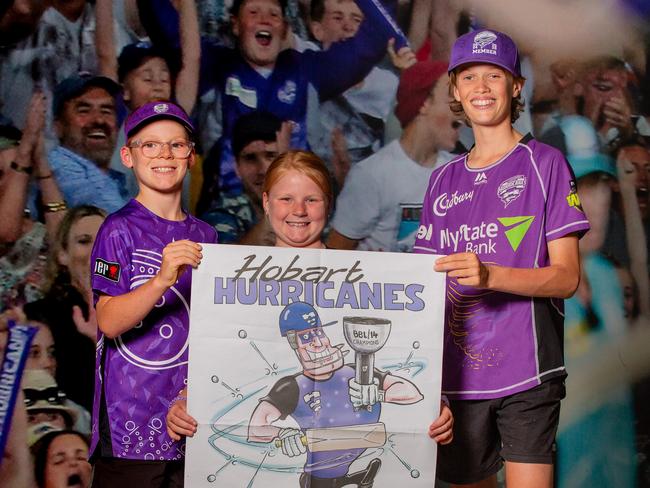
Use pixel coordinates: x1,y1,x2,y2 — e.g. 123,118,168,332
49,73,129,214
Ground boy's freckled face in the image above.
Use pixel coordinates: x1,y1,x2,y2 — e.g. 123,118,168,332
122,120,194,194
232,0,287,69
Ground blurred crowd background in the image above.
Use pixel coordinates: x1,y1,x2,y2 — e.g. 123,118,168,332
0,0,649,486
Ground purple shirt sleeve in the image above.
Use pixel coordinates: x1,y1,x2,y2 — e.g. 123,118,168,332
542,152,591,241
91,217,133,302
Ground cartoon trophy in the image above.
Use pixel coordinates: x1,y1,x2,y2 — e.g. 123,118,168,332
343,317,392,411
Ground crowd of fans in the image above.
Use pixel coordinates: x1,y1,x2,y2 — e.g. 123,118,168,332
0,0,649,486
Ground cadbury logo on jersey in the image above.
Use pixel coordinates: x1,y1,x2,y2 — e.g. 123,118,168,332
433,190,474,217
95,258,121,282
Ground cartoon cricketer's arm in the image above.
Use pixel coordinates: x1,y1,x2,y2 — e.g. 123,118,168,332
248,400,307,457
349,373,423,408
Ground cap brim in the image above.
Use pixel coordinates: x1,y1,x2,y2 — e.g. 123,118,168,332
126,114,194,138
448,58,519,77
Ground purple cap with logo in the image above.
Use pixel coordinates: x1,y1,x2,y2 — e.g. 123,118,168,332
448,30,521,77
124,101,194,139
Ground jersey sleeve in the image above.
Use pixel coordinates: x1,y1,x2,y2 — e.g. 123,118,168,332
260,375,300,419
543,152,591,241
90,218,133,302
330,163,381,241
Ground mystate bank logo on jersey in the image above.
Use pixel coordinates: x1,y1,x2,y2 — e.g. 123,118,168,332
417,215,535,254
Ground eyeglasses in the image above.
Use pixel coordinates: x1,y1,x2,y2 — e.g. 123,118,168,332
23,387,67,407
128,140,195,159
297,328,326,345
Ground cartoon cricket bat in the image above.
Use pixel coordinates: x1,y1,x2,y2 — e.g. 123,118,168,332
274,422,387,452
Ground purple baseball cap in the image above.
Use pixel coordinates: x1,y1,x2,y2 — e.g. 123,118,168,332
448,30,521,77
124,101,194,139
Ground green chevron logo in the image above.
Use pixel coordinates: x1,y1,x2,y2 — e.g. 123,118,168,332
497,216,535,251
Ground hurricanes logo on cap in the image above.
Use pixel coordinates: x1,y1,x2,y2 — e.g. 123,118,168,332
302,312,317,326
473,31,498,55
474,31,497,48
153,103,169,113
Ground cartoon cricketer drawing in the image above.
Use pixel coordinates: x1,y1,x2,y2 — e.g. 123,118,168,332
247,302,423,488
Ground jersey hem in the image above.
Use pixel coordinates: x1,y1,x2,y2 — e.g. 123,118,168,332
442,367,566,400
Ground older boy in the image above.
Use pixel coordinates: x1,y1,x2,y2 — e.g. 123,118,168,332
414,30,590,487
89,101,217,486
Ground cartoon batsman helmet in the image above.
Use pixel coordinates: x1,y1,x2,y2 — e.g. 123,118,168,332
279,302,336,337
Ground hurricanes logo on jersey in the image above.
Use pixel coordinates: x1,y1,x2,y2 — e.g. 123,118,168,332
497,175,526,207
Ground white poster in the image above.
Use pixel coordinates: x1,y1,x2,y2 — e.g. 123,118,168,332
186,245,445,487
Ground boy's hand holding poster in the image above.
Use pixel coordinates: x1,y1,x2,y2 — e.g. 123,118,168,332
186,245,445,487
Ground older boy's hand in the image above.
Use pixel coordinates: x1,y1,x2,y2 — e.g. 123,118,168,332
435,252,490,288
155,240,203,289
428,401,453,444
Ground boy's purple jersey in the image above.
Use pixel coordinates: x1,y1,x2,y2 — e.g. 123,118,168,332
89,199,217,460
413,135,589,400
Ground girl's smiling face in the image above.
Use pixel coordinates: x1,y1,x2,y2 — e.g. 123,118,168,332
263,169,328,249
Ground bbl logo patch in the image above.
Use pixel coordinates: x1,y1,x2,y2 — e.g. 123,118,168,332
94,258,121,282
153,103,169,113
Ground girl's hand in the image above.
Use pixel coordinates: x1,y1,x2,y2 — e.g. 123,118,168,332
166,388,197,441
428,401,453,444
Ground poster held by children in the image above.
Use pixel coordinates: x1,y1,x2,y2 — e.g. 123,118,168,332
186,244,445,487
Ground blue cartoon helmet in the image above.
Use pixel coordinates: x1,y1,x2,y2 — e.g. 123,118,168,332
278,302,336,336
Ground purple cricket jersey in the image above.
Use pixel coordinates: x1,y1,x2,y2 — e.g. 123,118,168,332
89,199,217,460
263,365,385,479
413,135,590,400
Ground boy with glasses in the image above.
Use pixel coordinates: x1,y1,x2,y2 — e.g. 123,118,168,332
88,101,217,486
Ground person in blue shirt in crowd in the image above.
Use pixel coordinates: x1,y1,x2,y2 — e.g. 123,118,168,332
49,73,129,214
138,0,410,201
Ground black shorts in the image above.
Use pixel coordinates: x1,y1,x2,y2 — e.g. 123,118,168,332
90,457,184,488
437,378,566,485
